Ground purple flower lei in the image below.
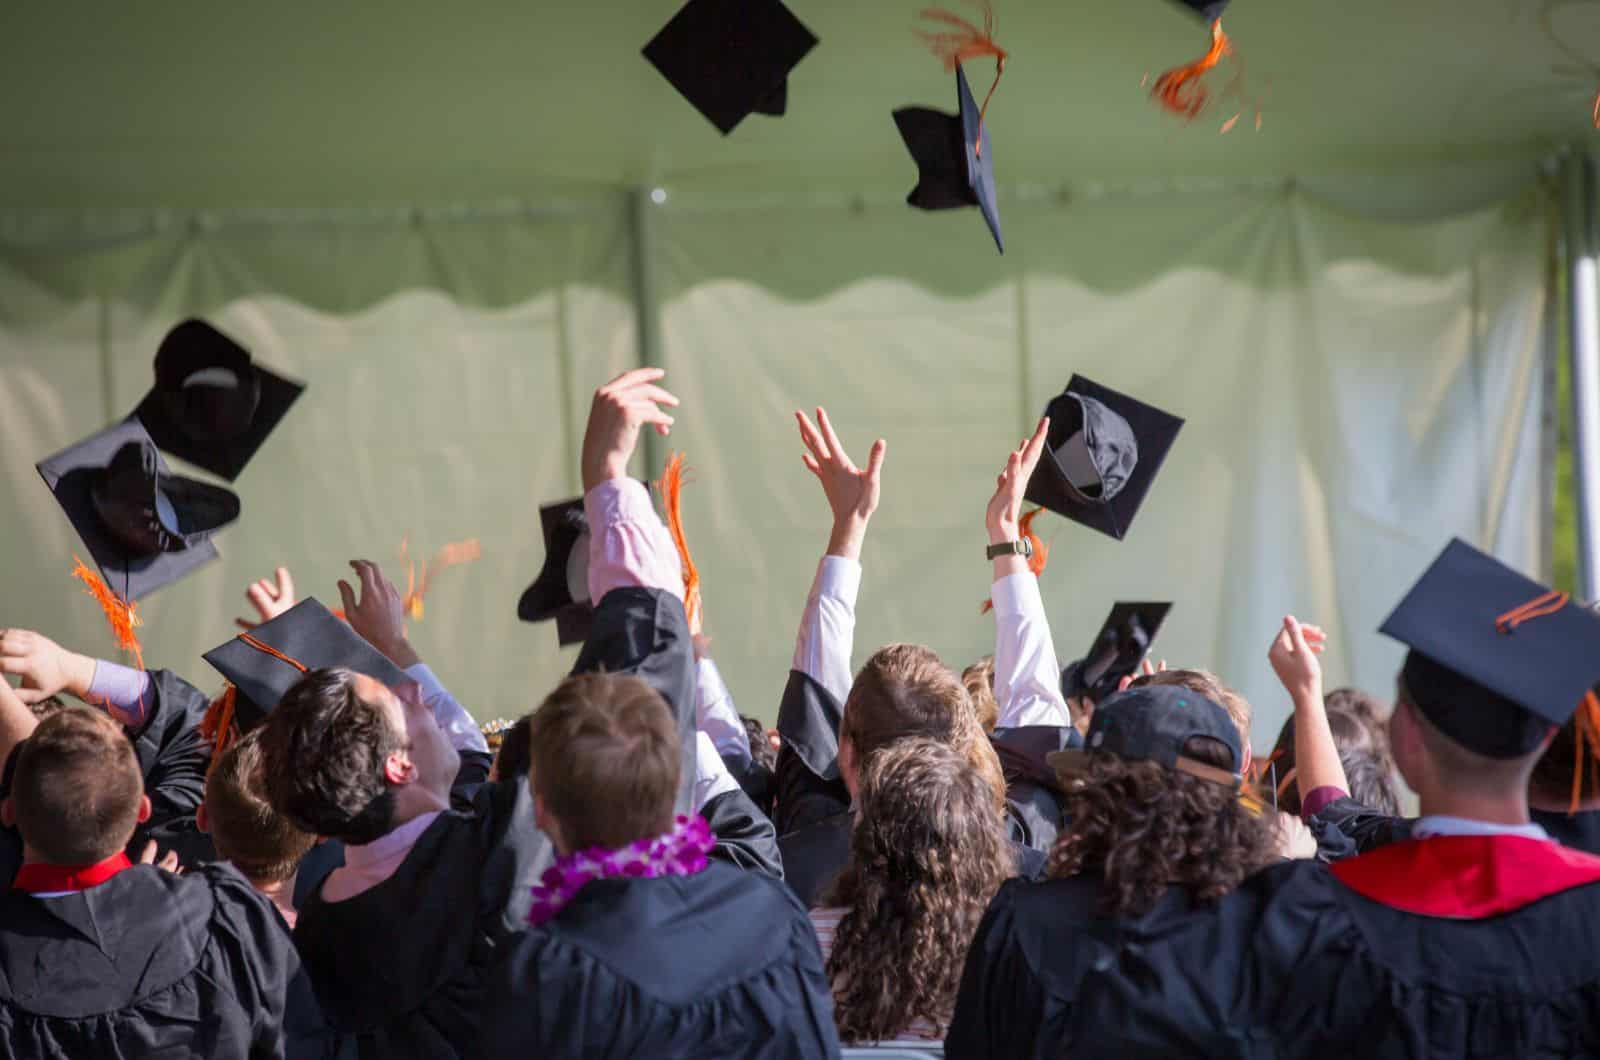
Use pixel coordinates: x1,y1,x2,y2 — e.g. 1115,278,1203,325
527,813,715,927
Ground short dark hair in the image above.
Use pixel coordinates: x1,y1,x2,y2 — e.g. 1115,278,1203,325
530,673,680,852
206,729,316,884
493,714,534,785
13,706,142,864
742,714,778,773
258,668,402,846
1268,687,1400,816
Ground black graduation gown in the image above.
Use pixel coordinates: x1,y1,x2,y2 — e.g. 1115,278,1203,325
293,586,768,1059
125,667,214,850
948,837,1600,1059
1315,797,1600,859
481,860,842,1059
0,862,305,1059
1533,806,1600,854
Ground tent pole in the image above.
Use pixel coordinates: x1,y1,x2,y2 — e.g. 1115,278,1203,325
1565,150,1600,600
627,186,664,473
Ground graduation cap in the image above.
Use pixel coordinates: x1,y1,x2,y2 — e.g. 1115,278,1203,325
893,63,1003,253
37,418,239,601
203,598,412,729
642,0,818,135
132,320,305,482
1171,0,1228,20
1060,602,1172,703
517,498,594,647
1380,538,1600,759
1024,375,1184,540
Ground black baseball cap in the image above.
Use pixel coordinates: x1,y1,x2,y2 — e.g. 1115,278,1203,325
517,497,594,647
1048,684,1243,788
37,418,239,600
642,0,819,135
1060,602,1172,703
893,63,1003,254
203,598,413,729
1025,375,1184,541
132,319,305,482
1381,538,1600,759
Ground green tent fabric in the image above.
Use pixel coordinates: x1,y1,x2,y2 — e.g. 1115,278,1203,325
0,0,1583,744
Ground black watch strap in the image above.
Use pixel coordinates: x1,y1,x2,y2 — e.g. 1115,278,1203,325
986,539,1033,561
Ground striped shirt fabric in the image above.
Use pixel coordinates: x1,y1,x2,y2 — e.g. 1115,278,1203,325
809,906,946,1045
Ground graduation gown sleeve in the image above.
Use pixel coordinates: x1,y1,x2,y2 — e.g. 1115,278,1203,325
773,670,852,836
704,786,784,879
125,668,214,848
1309,795,1416,854
202,863,308,1058
989,724,1080,856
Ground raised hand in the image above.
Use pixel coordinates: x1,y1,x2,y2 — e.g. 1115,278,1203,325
138,840,183,875
986,417,1050,545
0,629,95,706
1268,616,1327,706
580,367,680,492
235,567,297,631
1115,656,1169,695
338,560,421,669
795,407,886,561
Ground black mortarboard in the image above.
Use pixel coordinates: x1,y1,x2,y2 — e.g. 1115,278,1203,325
517,498,594,647
1380,538,1600,759
37,418,239,601
893,63,1003,253
1048,684,1243,786
203,597,412,729
1060,602,1172,703
1024,375,1184,541
132,319,305,482
642,0,819,135
1171,0,1229,20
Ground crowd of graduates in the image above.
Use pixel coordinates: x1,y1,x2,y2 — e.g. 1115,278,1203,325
5,363,1600,1059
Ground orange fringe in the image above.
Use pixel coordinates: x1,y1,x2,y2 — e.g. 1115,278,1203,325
1152,18,1233,119
980,507,1049,614
1593,87,1599,129
400,537,483,621
199,685,239,778
916,3,1007,156
70,556,144,673
1496,589,1569,634
1571,690,1600,813
657,452,702,631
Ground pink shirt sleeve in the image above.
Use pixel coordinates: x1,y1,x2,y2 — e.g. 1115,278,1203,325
583,478,684,604
1301,785,1349,819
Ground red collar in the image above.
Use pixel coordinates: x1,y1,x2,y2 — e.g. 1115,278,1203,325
1331,834,1600,919
12,852,133,895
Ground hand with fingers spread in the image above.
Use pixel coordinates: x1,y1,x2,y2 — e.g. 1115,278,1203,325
339,560,421,669
235,567,297,631
1268,616,1328,707
986,417,1051,545
581,367,680,492
0,629,96,706
794,408,886,562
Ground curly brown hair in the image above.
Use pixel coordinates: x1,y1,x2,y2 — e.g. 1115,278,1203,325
822,737,1012,1043
1049,735,1278,918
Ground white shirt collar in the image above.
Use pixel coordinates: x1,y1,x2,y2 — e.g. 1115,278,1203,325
1412,815,1551,842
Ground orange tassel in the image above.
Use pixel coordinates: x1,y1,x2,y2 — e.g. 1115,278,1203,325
199,685,239,777
399,536,483,621
916,3,1007,156
70,556,145,673
1592,86,1599,129
1571,690,1600,814
657,452,702,632
1153,18,1233,120
980,507,1048,614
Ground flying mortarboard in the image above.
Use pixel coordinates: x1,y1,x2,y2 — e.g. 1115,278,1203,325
1380,538,1600,759
1060,601,1172,702
517,498,594,647
1171,0,1228,20
642,0,819,135
203,598,412,729
893,63,1004,254
132,319,305,482
1024,375,1184,541
37,418,239,601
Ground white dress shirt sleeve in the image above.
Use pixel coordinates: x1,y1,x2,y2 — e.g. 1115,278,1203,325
791,555,861,708
696,657,751,767
693,731,741,811
990,572,1070,729
405,662,488,754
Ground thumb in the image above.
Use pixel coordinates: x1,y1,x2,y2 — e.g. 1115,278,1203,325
865,438,887,480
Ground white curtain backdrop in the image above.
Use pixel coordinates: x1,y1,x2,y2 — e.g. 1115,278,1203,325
0,177,1553,749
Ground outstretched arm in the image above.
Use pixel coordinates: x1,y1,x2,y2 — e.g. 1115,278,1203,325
1267,616,1344,815
986,418,1070,730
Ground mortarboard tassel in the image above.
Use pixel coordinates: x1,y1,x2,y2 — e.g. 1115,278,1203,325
917,2,1007,155
70,556,145,673
1152,18,1232,120
980,507,1049,614
400,536,484,621
658,452,703,632
1593,86,1599,129
1571,690,1600,814
199,685,239,777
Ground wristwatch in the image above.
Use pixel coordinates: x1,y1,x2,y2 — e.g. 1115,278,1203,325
986,539,1034,561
